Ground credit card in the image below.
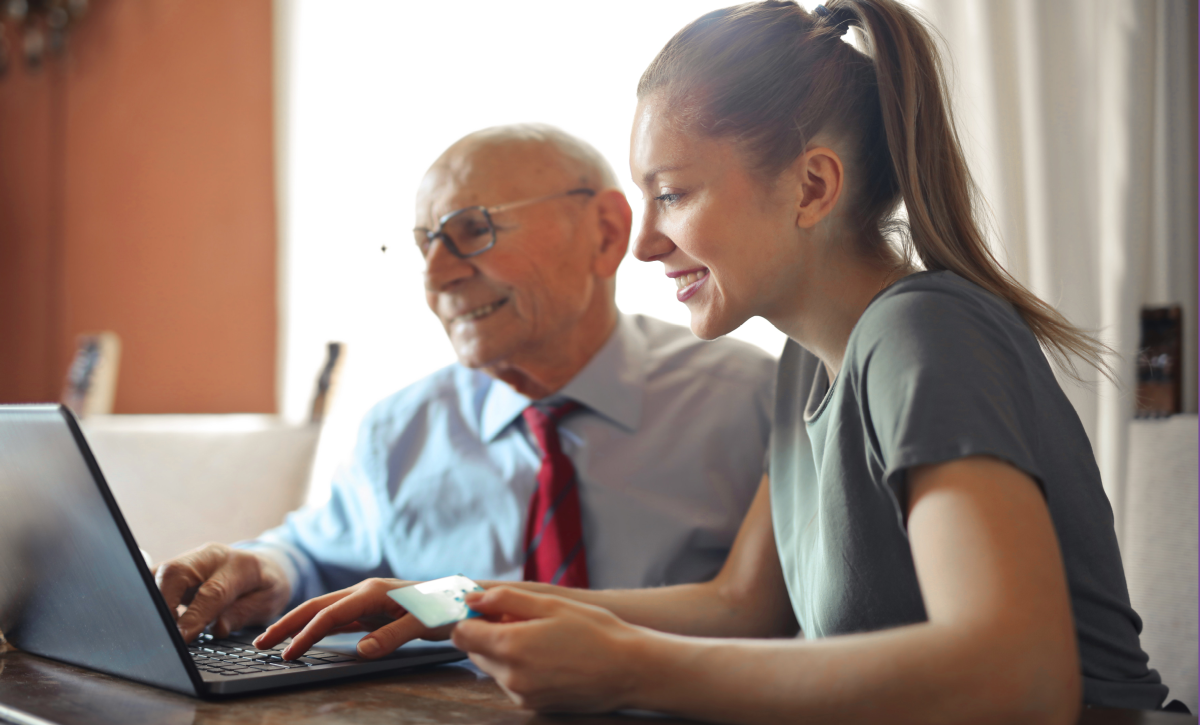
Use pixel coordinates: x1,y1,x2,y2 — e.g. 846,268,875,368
387,575,485,628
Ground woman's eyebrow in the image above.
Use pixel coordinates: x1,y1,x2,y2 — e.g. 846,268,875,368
640,164,687,186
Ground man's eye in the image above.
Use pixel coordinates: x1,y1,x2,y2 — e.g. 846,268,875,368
448,215,491,240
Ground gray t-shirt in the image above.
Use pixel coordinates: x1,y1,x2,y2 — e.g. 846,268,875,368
769,271,1167,710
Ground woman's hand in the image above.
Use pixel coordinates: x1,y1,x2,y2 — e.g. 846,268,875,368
253,577,451,660
453,586,650,713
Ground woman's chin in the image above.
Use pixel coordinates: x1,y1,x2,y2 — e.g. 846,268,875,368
688,311,743,341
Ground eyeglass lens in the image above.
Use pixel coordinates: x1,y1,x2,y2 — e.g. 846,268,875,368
414,207,494,258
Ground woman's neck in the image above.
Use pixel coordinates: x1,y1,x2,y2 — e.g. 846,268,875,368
771,250,912,381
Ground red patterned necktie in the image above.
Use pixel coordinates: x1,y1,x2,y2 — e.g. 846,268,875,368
521,400,589,588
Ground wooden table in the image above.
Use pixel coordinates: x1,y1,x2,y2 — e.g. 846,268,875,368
0,646,1193,725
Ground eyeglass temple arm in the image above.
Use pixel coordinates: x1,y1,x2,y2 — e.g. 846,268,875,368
487,188,595,214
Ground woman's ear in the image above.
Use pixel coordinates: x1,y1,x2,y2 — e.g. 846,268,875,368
592,189,632,279
791,146,844,229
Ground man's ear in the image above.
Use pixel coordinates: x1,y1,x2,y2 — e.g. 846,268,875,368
592,189,632,279
791,146,844,229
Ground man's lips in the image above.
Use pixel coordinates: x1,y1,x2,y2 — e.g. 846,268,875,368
666,268,709,302
448,297,509,324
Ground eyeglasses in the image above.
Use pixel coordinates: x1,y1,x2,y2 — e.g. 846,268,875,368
412,188,596,259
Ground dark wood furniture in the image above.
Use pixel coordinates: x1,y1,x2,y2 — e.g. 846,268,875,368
0,646,1193,725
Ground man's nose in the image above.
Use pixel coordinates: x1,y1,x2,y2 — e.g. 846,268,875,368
632,212,674,263
423,237,475,291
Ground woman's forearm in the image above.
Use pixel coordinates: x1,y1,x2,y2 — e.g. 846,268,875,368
482,579,787,638
625,620,1079,725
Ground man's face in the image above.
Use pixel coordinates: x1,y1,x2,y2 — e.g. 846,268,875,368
416,142,601,373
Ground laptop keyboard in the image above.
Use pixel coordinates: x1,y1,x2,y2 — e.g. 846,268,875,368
187,632,358,677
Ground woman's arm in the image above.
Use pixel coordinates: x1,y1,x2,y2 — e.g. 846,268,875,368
454,456,1082,725
521,473,795,638
259,474,795,658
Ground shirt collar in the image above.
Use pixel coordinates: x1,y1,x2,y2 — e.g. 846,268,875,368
479,313,647,442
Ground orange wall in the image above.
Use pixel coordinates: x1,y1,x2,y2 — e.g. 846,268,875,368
0,0,277,413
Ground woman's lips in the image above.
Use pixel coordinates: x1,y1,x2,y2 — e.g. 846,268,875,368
670,268,709,302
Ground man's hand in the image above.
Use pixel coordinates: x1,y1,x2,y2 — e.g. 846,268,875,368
254,578,450,661
155,543,292,642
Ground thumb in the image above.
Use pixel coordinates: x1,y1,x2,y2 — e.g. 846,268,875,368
464,586,560,622
354,614,446,659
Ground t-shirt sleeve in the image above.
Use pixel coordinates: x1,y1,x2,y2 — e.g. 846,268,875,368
855,287,1044,516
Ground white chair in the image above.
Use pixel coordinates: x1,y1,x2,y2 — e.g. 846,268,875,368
1122,415,1198,713
81,415,320,567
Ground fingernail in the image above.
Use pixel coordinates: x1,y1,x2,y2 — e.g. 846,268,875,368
253,636,264,648
357,638,380,657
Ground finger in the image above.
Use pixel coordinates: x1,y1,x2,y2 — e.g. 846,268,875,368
155,560,206,617
451,617,514,660
212,588,281,638
467,652,514,692
463,586,560,622
176,564,259,642
254,587,355,649
353,614,435,659
282,587,404,659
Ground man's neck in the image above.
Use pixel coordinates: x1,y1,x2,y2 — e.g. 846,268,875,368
487,303,620,400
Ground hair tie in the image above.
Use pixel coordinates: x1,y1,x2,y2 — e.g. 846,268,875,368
813,3,855,37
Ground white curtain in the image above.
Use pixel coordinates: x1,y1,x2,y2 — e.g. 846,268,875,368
909,0,1198,537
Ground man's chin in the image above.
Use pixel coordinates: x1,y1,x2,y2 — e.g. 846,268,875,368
449,339,512,372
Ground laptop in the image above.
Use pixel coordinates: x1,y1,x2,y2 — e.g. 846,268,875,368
0,404,465,697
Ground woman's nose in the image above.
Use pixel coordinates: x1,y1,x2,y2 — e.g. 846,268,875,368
632,213,674,263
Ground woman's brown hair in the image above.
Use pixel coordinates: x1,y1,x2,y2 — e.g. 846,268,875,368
638,0,1109,381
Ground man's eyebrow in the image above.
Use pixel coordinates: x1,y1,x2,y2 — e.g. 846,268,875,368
640,164,686,186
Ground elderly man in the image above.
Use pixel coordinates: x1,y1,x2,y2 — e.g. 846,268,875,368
156,124,775,644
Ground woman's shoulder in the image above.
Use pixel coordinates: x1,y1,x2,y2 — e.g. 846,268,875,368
851,270,1036,358
870,270,1020,321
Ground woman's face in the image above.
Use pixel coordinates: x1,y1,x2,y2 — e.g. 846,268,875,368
629,95,804,340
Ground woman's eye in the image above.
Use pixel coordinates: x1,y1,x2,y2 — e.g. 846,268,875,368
654,193,682,205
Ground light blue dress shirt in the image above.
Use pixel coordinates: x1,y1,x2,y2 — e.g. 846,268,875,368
245,313,776,607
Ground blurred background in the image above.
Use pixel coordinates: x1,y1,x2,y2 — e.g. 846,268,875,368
0,0,1196,707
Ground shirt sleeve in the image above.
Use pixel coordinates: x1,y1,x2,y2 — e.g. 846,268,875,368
234,412,394,610
856,286,1044,515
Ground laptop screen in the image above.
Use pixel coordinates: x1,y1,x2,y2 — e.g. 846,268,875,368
0,405,197,695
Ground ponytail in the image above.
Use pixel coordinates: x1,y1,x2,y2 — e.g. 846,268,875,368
639,0,1111,382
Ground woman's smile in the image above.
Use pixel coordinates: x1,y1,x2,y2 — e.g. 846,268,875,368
668,267,710,301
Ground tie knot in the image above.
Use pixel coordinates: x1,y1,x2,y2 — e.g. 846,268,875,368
524,399,580,427
521,400,581,453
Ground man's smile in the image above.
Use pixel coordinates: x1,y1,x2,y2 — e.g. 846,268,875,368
450,297,510,324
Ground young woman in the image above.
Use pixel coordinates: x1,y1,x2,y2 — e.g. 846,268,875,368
258,2,1169,722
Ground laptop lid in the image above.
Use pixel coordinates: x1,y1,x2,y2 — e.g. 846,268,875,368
0,404,200,696
0,405,464,699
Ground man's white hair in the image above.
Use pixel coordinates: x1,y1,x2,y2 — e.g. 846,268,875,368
448,123,620,190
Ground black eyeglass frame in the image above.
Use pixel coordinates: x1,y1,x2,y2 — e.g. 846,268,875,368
413,188,596,259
